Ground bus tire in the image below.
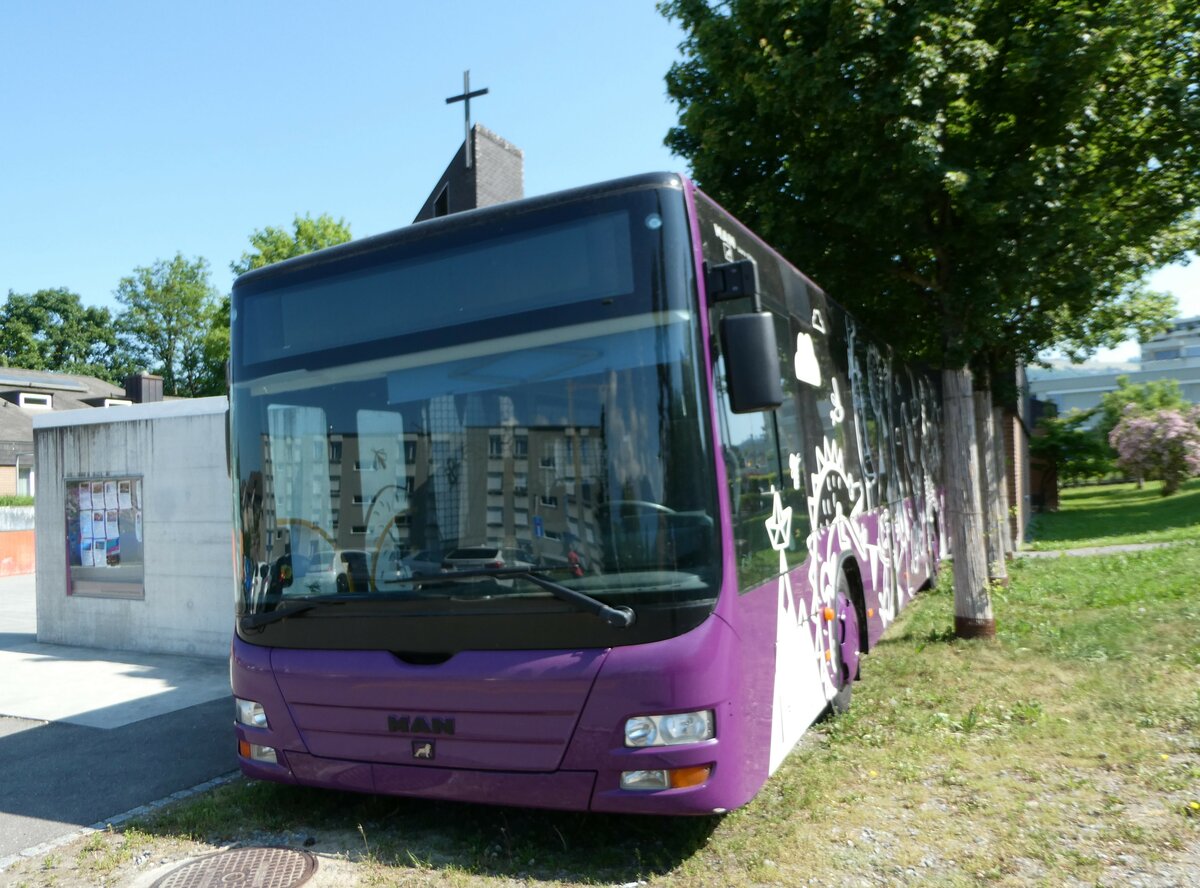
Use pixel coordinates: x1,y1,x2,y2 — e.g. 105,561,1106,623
830,570,856,715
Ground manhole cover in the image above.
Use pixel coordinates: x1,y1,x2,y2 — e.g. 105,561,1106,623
150,846,317,888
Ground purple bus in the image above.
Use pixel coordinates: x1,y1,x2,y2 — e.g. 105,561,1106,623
229,173,943,815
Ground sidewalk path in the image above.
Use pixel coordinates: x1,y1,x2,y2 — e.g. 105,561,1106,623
1017,542,1177,558
0,573,235,863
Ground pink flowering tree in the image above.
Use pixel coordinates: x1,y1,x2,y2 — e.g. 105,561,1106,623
1108,405,1200,495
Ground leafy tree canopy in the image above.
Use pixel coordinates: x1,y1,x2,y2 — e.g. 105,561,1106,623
1088,373,1191,462
114,254,219,397
230,213,352,276
193,294,231,398
662,0,1199,634
660,0,1197,370
0,287,126,383
1097,374,1189,436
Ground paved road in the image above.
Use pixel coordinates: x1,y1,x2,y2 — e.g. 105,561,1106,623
0,573,235,863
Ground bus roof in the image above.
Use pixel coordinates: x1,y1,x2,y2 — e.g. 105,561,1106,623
232,171,687,291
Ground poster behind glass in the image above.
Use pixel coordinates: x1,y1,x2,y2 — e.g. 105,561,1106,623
66,476,145,598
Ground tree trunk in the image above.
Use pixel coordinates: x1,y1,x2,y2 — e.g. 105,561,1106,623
974,389,1009,586
943,368,995,639
992,406,1015,554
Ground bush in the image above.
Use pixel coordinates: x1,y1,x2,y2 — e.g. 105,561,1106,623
1109,405,1200,495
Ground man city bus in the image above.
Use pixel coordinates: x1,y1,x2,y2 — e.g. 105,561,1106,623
229,173,943,814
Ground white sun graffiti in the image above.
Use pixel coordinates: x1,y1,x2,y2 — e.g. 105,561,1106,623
806,439,863,533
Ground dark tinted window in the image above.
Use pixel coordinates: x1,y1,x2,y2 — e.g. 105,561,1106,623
238,212,634,368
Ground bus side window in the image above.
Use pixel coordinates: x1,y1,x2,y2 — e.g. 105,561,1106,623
774,322,814,561
714,313,791,591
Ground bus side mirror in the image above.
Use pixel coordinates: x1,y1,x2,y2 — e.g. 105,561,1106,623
720,312,783,413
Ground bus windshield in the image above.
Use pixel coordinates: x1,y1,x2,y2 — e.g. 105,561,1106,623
230,183,720,649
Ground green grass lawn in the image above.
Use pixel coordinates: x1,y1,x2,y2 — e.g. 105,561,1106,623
1026,477,1200,550
9,489,1200,888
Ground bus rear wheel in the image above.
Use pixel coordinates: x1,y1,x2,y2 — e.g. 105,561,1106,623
830,571,859,715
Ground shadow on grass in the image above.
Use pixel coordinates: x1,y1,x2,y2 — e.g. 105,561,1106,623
135,780,722,883
1056,484,1152,502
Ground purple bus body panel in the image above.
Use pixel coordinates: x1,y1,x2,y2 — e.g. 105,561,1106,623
298,753,596,811
568,611,756,813
270,647,607,772
232,634,306,753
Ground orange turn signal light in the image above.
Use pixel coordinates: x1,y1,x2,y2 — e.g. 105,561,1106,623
238,739,252,758
668,765,712,789
867,608,875,618
823,606,835,621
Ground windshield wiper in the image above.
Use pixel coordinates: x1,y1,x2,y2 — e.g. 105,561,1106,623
240,598,338,630
437,567,635,628
519,570,636,628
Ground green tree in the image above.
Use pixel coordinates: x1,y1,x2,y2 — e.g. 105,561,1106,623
191,294,231,397
0,288,127,382
1029,408,1112,501
661,0,1197,637
230,213,352,276
202,213,353,396
1096,375,1188,444
114,254,219,397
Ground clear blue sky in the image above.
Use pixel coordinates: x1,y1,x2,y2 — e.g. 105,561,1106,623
1,0,1195,359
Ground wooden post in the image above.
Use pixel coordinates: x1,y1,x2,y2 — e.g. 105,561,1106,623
974,388,1009,586
992,405,1014,555
943,368,995,639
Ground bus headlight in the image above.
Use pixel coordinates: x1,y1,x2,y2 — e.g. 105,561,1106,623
235,697,269,729
621,765,713,791
238,739,278,764
624,710,713,747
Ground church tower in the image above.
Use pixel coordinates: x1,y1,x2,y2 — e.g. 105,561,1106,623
412,125,524,222
413,72,524,222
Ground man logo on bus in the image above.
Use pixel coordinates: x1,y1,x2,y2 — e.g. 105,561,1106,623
713,222,739,262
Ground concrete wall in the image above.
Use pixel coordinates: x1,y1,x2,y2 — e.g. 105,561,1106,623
0,506,35,576
33,398,233,659
0,506,34,531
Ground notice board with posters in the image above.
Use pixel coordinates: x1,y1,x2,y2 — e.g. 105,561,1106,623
65,476,145,598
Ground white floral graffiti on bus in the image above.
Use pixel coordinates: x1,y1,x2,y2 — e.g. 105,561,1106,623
771,302,946,773
765,484,825,772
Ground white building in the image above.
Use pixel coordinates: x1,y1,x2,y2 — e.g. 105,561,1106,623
1028,316,1200,418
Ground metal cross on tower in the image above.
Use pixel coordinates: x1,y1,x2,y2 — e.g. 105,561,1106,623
445,70,489,169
